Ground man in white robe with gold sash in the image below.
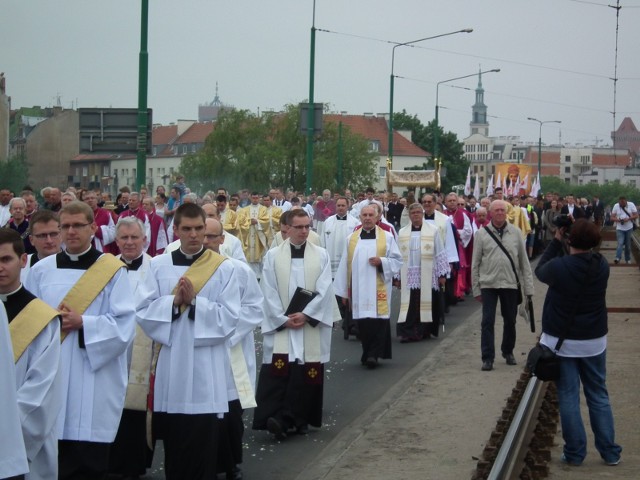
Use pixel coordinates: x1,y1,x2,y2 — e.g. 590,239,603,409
136,203,240,480
236,192,271,280
334,205,402,369
26,201,135,480
0,303,29,480
253,210,338,440
1,229,61,480
203,218,262,480
109,217,155,478
396,204,450,342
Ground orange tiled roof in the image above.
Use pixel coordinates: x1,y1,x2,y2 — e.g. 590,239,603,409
324,114,429,157
152,125,178,146
177,122,215,144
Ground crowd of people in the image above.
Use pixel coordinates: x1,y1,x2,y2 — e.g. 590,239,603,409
0,178,634,479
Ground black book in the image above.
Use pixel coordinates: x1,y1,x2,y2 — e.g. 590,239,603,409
284,287,317,316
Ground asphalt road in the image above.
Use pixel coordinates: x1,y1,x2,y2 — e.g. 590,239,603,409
144,290,481,479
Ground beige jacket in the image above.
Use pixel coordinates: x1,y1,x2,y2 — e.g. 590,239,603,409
471,223,534,298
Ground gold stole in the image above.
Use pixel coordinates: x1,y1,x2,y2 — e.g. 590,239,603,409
147,249,226,447
9,298,59,363
398,224,434,323
59,254,124,342
347,227,388,316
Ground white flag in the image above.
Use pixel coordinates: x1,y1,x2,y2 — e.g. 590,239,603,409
473,173,480,199
464,167,471,196
486,174,494,196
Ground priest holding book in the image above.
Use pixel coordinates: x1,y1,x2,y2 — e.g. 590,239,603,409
253,209,339,440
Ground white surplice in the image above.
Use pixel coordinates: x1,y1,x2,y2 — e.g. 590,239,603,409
13,308,61,480
0,304,29,478
333,230,403,320
26,255,136,443
136,252,239,414
260,241,337,364
320,214,359,277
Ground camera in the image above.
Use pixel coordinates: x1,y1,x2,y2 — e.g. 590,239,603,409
552,214,573,229
620,219,626,225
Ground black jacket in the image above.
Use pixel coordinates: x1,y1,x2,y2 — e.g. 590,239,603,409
535,239,608,340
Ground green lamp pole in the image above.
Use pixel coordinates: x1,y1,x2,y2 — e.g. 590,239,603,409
136,0,149,190
434,68,500,168
305,0,317,195
388,28,473,172
527,117,561,192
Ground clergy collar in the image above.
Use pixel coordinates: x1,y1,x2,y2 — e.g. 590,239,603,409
180,246,204,260
57,247,102,270
172,246,205,266
360,228,376,239
411,224,422,231
65,245,93,262
290,241,306,258
424,213,435,220
336,215,347,220
0,284,22,303
122,253,144,271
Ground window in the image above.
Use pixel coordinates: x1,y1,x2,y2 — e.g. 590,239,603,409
75,167,80,176
565,155,571,162
369,140,380,152
379,166,386,178
581,155,590,165
565,167,571,173
169,167,174,173
153,147,157,156
564,178,571,183
480,165,484,172
148,168,153,177
132,169,136,179
82,167,88,177
103,166,109,177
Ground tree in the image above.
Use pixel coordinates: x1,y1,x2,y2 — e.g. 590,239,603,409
180,104,377,195
391,110,467,193
0,154,30,194
541,176,639,207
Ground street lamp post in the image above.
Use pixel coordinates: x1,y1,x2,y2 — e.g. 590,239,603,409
527,117,561,192
305,0,317,195
434,68,500,170
388,28,473,172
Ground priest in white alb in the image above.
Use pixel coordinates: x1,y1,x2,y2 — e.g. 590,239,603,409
396,203,450,342
253,210,338,440
26,201,135,480
136,203,240,479
334,205,402,369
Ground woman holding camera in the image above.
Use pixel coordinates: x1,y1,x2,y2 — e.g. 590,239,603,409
535,219,622,466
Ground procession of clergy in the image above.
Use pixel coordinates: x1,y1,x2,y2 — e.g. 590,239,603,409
0,185,535,480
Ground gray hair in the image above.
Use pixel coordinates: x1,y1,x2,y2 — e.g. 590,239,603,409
116,216,145,236
9,197,26,209
184,193,198,203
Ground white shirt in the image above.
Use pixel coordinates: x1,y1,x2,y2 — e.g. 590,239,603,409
611,201,637,232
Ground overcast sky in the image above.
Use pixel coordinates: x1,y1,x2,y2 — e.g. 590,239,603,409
2,0,639,147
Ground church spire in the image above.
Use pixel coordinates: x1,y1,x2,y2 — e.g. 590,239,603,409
470,66,489,136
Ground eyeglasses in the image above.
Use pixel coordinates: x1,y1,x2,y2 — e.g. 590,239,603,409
291,224,311,230
204,234,223,240
32,231,61,240
60,223,91,231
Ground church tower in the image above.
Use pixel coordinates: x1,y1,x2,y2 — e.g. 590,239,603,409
470,69,489,136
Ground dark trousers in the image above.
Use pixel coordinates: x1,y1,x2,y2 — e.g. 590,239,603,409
59,440,111,480
217,400,244,476
480,288,518,362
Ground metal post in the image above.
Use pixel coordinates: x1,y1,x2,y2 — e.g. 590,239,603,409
337,121,343,189
527,117,561,193
305,1,317,195
136,0,149,191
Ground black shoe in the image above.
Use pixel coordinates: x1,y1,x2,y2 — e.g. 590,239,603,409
226,466,243,480
481,360,493,371
503,353,517,365
266,417,286,440
365,357,378,369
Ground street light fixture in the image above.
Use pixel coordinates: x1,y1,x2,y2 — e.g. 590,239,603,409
388,28,473,172
433,68,500,169
527,117,561,192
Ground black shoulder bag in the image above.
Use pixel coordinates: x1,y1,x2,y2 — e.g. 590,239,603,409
483,225,523,305
620,205,637,231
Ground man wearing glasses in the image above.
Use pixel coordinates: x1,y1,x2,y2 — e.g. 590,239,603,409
253,210,338,440
20,210,62,284
26,201,135,479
